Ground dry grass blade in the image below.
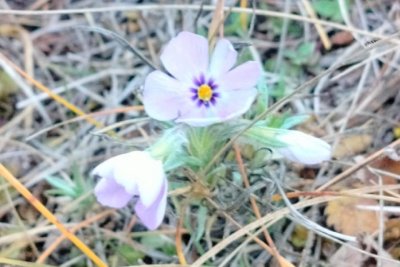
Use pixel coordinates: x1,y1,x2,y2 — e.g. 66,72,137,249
0,5,397,44
175,203,188,265
239,0,248,30
192,196,336,266
0,164,108,267
208,0,225,48
2,1,399,265
36,210,114,264
0,257,56,267
233,143,293,267
25,106,143,141
0,25,33,76
301,0,332,50
0,52,104,128
317,138,400,191
75,26,158,70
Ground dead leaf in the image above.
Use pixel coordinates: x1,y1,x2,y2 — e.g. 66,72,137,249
362,156,400,187
330,242,364,267
333,134,373,159
325,197,380,236
389,247,400,261
330,31,354,46
330,241,397,267
385,219,400,242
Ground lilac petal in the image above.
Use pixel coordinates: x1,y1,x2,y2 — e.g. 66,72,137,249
175,89,257,126
209,39,238,77
91,155,120,179
134,179,168,230
218,61,261,92
175,101,222,127
94,177,132,208
214,88,258,121
198,61,261,122
160,32,208,83
113,151,165,207
276,130,331,165
143,70,189,122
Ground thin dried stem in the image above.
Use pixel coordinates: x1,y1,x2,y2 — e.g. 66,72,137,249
175,202,188,265
317,138,400,191
233,143,289,266
36,210,114,264
301,0,332,50
0,52,104,128
0,164,108,267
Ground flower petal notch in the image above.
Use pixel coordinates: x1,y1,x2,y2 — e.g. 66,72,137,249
92,151,167,230
143,31,262,127
276,130,331,165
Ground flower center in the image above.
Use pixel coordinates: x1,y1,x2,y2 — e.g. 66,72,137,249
190,74,220,108
197,84,213,101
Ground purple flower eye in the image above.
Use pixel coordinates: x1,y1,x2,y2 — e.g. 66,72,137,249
143,31,262,127
190,74,220,107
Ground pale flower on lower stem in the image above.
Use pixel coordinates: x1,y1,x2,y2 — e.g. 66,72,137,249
276,130,331,165
92,151,167,230
143,31,261,127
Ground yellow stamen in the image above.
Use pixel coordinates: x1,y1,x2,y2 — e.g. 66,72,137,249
197,84,213,101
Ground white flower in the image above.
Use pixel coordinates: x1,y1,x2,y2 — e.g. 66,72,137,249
92,151,167,230
276,130,331,165
143,31,261,127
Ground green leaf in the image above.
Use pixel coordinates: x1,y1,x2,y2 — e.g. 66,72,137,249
285,42,316,66
45,176,76,197
265,115,286,128
269,78,286,99
148,127,188,171
270,18,303,37
224,13,243,36
140,235,176,256
312,0,349,22
243,125,288,148
264,114,310,131
194,205,208,242
117,244,144,264
186,126,227,172
280,115,310,129
45,163,94,212
255,75,269,109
